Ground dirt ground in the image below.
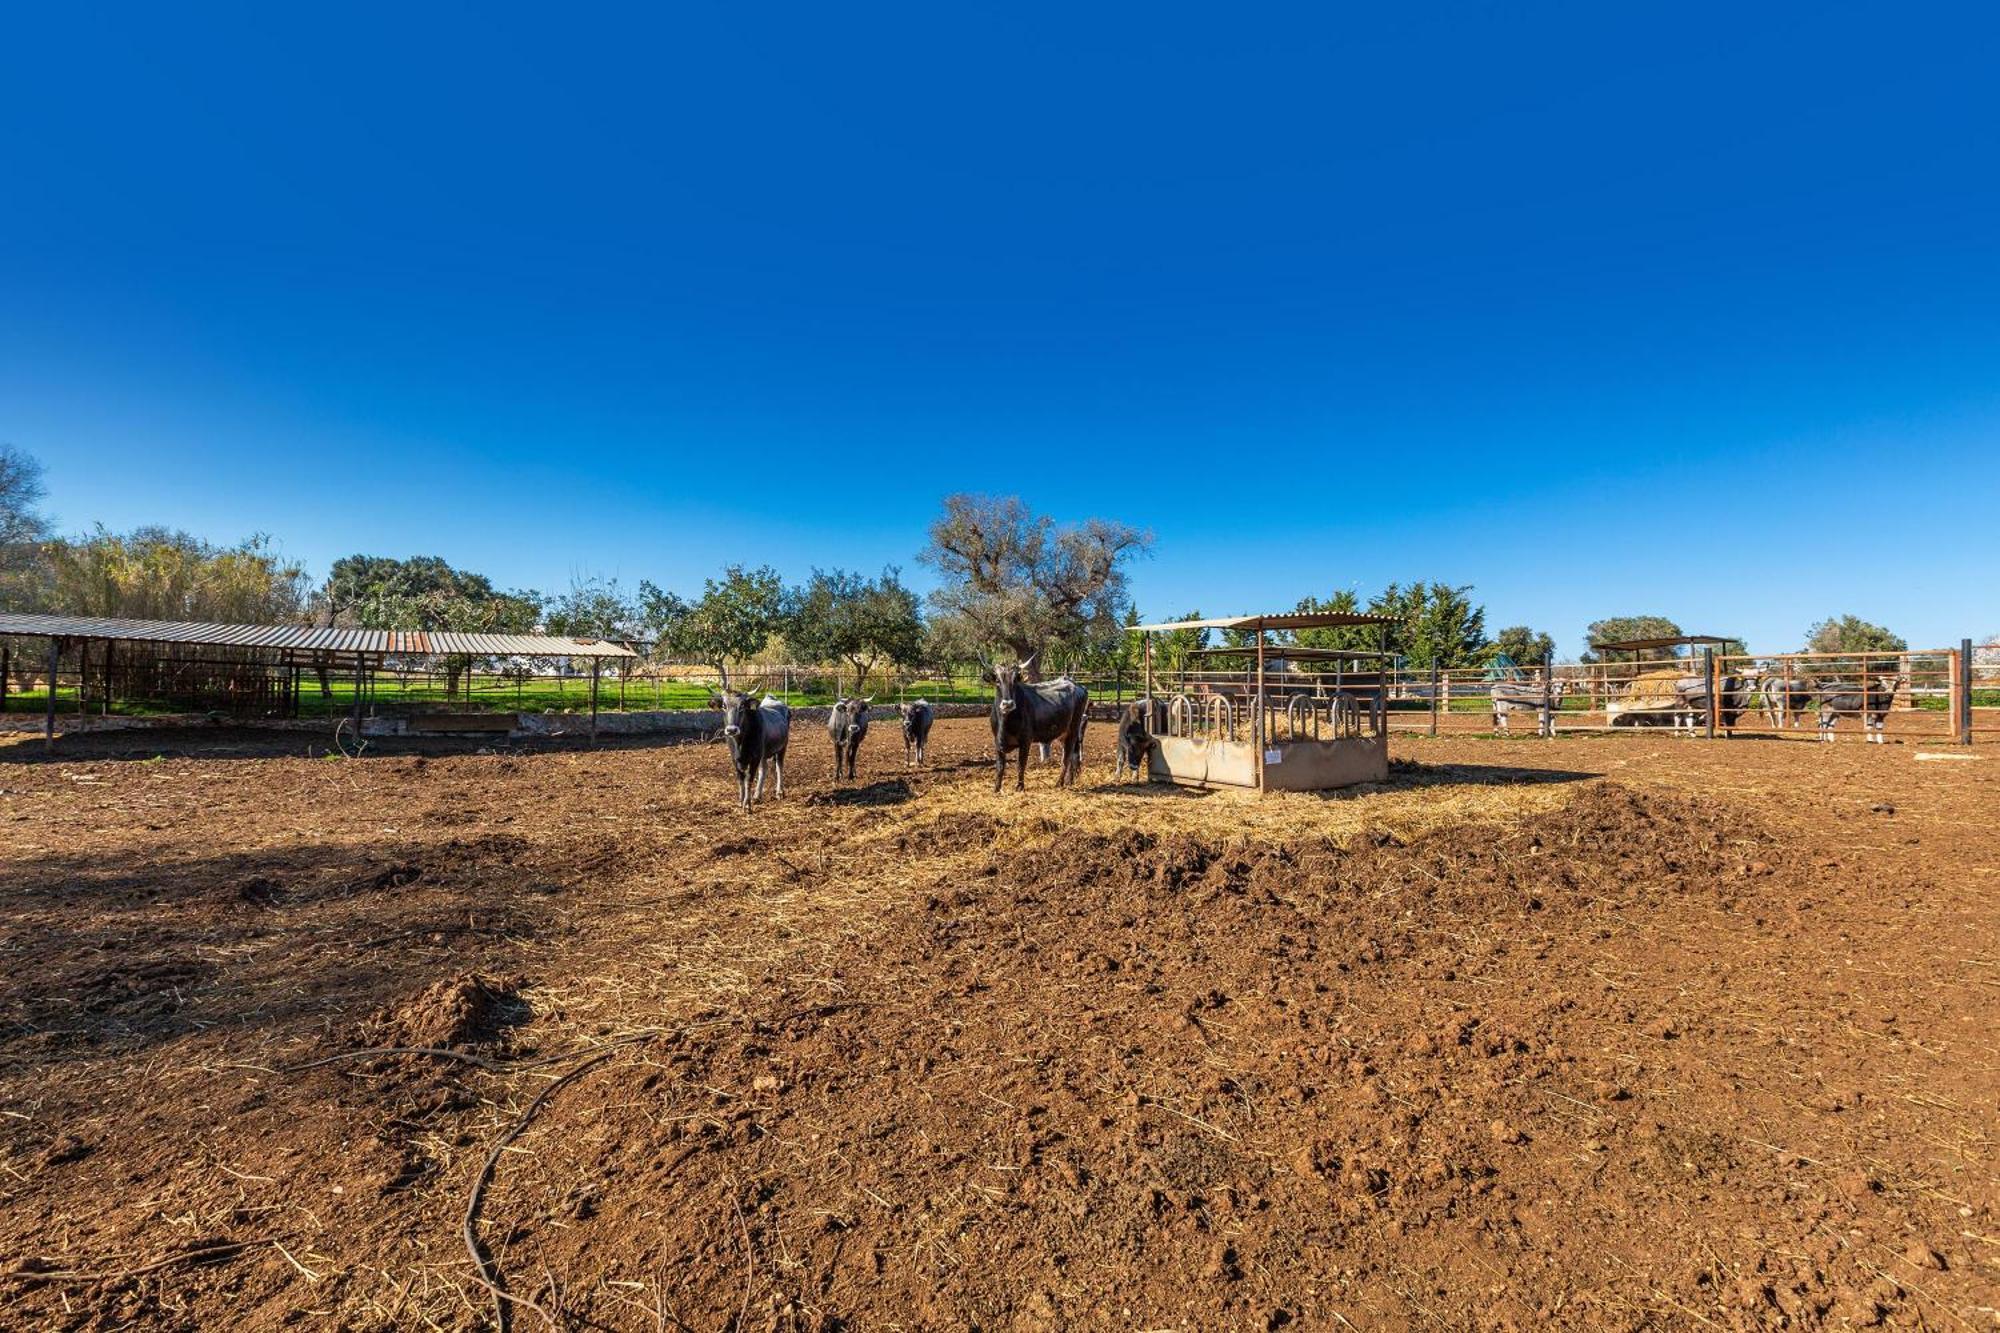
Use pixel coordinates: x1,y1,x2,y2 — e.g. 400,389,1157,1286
0,719,1995,1330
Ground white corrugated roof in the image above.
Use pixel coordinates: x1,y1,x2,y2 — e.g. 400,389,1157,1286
0,613,637,658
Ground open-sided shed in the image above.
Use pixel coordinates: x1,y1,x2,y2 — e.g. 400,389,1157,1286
0,613,637,750
1130,611,1395,792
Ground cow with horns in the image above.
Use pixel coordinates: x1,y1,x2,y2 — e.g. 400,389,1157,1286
897,699,934,768
827,697,871,780
990,655,1089,792
715,687,790,808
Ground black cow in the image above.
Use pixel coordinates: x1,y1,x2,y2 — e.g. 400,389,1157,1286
827,697,871,779
1113,698,1156,780
1815,674,1902,744
991,659,1088,792
716,688,790,808
1671,675,1755,735
898,699,934,768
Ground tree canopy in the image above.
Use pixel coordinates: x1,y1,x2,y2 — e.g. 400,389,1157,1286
48,526,310,623
919,493,1150,669
0,445,52,612
321,554,540,635
542,574,640,641
785,567,925,694
1802,614,1906,656
1370,582,1487,670
1580,614,1684,662
1487,625,1555,667
643,564,786,688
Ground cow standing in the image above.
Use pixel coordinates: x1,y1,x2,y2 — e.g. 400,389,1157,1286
898,699,934,768
1758,674,1817,729
1815,674,1902,743
717,688,790,807
1490,679,1568,736
991,660,1088,792
1670,675,1753,736
828,697,870,780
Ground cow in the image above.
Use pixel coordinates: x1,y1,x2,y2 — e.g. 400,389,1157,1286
1490,679,1569,736
1113,698,1157,780
827,697,871,780
1815,674,1902,743
991,658,1088,792
898,699,935,768
1669,674,1755,736
716,688,790,808
1758,673,1817,729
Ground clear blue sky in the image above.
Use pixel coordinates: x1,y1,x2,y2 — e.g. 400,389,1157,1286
3,3,1996,655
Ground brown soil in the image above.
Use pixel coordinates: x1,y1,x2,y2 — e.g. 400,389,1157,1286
0,721,1995,1330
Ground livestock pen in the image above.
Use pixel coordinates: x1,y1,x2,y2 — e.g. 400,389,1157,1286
1127,611,1397,791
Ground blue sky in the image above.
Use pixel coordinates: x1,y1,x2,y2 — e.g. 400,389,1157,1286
3,3,1996,655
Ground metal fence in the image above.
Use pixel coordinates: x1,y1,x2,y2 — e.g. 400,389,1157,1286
6,639,1995,744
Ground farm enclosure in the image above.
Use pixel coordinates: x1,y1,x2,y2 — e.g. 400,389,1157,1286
2,720,1996,1329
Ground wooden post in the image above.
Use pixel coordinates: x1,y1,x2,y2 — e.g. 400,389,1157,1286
1429,664,1441,736
103,640,114,716
1540,662,1554,738
45,638,60,751
1253,629,1266,792
589,658,601,743
1704,647,1718,739
1143,634,1153,705
1,643,9,714
1962,639,1976,746
351,651,364,742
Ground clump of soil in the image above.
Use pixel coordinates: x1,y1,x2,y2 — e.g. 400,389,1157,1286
356,973,530,1050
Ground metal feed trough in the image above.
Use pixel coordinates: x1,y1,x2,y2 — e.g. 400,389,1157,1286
1130,612,1395,792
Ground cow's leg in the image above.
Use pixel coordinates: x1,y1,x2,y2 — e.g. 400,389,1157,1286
994,742,1006,793
1016,737,1030,791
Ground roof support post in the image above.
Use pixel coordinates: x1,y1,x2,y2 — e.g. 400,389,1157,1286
1704,647,1718,740
590,658,601,744
1253,629,1266,792
1,643,9,714
45,637,61,752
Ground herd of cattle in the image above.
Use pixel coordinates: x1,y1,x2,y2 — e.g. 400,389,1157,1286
714,657,1137,807
1492,670,1907,741
711,661,1910,806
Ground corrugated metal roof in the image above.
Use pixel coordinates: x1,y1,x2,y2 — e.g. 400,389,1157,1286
0,613,637,658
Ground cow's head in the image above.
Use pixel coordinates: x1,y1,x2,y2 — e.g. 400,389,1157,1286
719,689,758,739
835,697,870,741
993,653,1039,717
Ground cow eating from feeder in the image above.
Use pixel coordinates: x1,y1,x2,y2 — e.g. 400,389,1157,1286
1113,698,1157,780
716,688,790,808
991,657,1088,792
827,697,871,780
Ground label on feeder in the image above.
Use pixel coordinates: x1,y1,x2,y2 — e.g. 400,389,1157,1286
1264,748,1282,763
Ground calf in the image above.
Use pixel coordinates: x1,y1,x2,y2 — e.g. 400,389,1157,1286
991,659,1088,792
1815,674,1901,743
827,697,871,780
1113,698,1156,780
716,688,790,807
898,699,934,768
